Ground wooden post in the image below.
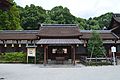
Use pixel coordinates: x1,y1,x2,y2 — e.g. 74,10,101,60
72,45,75,65
115,40,117,65
46,46,48,64
34,48,36,64
44,45,47,66
27,49,28,64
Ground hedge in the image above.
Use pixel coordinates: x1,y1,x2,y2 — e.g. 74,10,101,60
0,52,26,63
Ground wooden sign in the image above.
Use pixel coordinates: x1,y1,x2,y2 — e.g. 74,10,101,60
27,48,36,57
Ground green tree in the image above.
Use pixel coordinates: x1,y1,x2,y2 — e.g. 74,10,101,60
93,12,113,29
75,18,87,29
45,6,76,24
17,4,113,30
87,31,106,57
18,4,46,30
78,12,113,30
0,0,22,30
44,10,57,24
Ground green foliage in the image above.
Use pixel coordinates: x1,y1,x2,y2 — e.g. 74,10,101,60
75,12,112,30
17,5,113,30
93,12,113,29
18,4,46,30
45,6,76,24
0,0,22,30
0,52,26,62
87,31,106,57
0,1,113,30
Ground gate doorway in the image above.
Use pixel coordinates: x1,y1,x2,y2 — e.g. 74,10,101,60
47,46,72,64
48,46,71,60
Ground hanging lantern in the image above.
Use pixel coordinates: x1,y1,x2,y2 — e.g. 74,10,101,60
76,44,79,47
19,44,21,47
41,45,43,47
12,44,14,47
4,44,7,47
84,43,86,47
26,43,28,47
84,40,87,47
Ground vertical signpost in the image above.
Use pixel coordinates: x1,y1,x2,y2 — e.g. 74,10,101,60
111,46,116,66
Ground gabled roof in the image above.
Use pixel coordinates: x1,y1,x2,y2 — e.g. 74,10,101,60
112,14,120,23
0,30,39,40
0,24,118,40
109,13,120,30
37,24,82,37
108,13,120,38
81,30,117,40
37,39,82,44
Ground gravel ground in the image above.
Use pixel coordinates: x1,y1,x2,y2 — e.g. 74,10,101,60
0,64,120,80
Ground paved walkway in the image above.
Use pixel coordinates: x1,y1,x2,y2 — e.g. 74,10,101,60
0,64,120,80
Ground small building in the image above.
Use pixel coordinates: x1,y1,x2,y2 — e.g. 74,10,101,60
0,14,120,65
109,13,120,56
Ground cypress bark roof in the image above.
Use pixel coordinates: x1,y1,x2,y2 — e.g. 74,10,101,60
81,30,117,40
109,13,120,30
37,24,82,37
37,39,82,44
108,14,120,39
0,24,117,40
0,30,39,40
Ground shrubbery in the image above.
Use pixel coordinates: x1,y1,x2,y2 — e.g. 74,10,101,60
0,52,26,63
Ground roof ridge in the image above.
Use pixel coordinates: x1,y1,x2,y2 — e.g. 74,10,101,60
41,24,78,27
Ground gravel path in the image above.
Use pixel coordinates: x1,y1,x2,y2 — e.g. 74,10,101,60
0,64,120,80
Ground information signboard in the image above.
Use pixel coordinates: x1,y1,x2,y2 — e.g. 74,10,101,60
111,46,116,53
27,48,36,57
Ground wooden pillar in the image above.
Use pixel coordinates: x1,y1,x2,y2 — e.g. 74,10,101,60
46,46,48,64
72,45,75,65
44,45,47,66
73,45,75,65
34,48,36,64
27,48,28,64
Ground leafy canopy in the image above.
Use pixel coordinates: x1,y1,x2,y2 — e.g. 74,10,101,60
0,0,22,30
0,1,113,30
87,31,106,57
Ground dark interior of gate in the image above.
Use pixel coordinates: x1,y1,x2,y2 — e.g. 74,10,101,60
48,46,71,60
